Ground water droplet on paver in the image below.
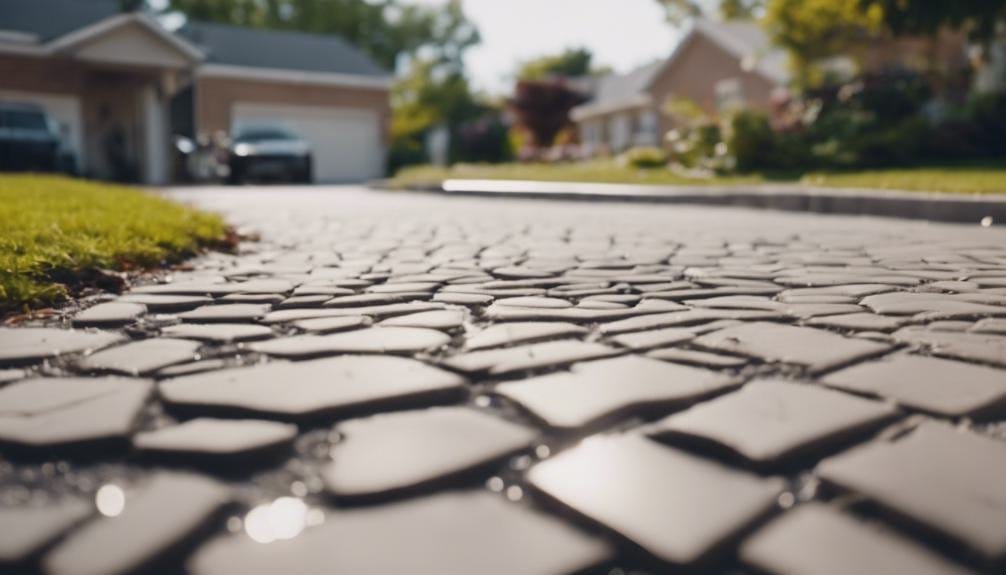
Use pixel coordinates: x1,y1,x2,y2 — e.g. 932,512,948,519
486,477,505,492
245,497,309,544
474,395,492,408
306,477,324,493
778,492,796,508
95,484,125,517
227,516,243,532
290,481,308,497
980,216,993,227
305,507,325,527
505,485,524,502
510,455,532,470
535,444,551,459
798,478,819,501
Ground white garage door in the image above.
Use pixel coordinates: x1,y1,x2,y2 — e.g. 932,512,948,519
0,90,84,165
231,102,383,182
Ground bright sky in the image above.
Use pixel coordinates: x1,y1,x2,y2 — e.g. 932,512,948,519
408,0,685,95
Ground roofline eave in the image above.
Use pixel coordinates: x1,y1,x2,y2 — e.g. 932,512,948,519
571,94,653,121
46,13,205,62
197,63,394,90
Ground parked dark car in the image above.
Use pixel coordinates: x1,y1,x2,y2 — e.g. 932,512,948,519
227,126,312,184
0,103,61,172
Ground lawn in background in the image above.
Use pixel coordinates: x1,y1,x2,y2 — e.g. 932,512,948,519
391,161,770,188
0,175,229,313
390,161,1006,195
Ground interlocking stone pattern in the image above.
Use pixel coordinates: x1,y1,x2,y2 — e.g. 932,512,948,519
2,186,1006,574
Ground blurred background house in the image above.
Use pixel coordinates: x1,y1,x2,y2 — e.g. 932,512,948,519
570,17,975,157
0,0,391,183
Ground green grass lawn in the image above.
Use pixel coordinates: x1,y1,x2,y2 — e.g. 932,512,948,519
389,161,1006,195
799,165,1006,194
390,161,769,188
1,175,229,314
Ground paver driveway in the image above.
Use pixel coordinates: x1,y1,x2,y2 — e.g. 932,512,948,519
2,185,1006,574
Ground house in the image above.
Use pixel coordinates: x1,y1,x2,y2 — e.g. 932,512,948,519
0,0,392,183
572,18,790,155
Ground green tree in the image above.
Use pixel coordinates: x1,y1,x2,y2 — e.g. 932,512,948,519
657,0,1006,86
859,0,1006,45
763,0,884,85
654,0,763,23
517,47,595,80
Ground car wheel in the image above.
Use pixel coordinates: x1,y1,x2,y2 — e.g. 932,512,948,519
227,166,244,185
299,156,313,184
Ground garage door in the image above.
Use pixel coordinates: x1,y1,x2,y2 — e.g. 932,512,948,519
231,103,383,182
0,90,84,165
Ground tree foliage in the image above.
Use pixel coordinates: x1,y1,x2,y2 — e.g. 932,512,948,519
654,0,763,24
391,60,481,142
763,0,884,84
517,47,595,80
657,0,1006,86
859,0,1006,44
509,80,587,148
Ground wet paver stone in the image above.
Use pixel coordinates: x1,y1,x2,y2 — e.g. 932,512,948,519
2,186,1006,573
816,422,1006,561
323,407,536,500
652,379,898,466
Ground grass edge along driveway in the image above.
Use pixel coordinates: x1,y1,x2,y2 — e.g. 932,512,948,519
389,161,1006,196
1,174,230,314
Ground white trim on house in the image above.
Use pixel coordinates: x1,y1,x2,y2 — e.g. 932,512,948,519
47,13,204,62
570,94,652,122
0,13,204,62
197,63,393,90
140,83,169,184
0,30,39,44
0,39,48,56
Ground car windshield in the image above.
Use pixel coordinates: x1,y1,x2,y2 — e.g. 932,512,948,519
2,109,49,131
234,128,297,143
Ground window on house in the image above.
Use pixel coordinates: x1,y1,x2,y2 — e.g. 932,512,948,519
636,110,659,145
715,78,745,113
608,114,631,152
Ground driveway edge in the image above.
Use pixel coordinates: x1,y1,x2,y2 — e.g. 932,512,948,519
381,179,1006,224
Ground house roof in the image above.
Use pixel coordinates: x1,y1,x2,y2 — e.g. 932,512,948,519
0,1,389,82
572,18,789,120
693,18,789,84
0,0,119,42
589,61,665,110
179,21,390,79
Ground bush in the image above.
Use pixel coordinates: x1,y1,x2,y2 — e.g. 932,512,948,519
667,124,723,167
453,114,514,164
622,146,668,169
387,137,427,175
663,70,1003,175
727,110,776,172
965,92,1006,156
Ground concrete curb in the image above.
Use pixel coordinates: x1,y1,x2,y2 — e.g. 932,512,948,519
382,179,1006,224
